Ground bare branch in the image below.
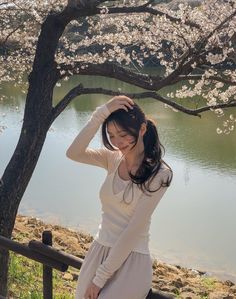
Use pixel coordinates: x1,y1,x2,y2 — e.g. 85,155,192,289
51,85,236,122
51,84,84,123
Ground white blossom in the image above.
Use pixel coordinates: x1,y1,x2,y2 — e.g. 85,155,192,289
0,0,235,133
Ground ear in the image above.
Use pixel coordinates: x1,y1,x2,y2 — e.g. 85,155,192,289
140,123,147,137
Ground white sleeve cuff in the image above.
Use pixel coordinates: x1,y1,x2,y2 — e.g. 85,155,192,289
91,104,111,124
92,276,106,289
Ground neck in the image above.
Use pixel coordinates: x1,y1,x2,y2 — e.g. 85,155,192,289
124,143,144,170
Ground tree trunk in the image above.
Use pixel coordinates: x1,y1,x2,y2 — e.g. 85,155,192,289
0,6,84,296
0,44,58,296
0,109,52,295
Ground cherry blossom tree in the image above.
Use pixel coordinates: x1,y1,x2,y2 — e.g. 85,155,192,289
0,0,235,295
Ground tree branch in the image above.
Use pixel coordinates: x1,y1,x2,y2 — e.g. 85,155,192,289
205,9,236,42
102,5,201,29
0,23,24,47
156,8,236,89
58,6,236,94
51,84,84,123
51,85,236,123
0,2,9,7
63,1,201,29
59,61,164,90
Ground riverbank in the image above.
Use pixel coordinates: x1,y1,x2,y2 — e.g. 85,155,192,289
10,214,236,299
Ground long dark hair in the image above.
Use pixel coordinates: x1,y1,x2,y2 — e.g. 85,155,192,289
101,102,173,194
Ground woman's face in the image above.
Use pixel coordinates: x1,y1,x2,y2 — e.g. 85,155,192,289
107,121,136,154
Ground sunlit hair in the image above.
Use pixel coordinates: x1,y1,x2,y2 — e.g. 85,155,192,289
101,102,173,194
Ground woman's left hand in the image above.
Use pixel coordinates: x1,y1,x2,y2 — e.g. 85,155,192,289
84,281,101,299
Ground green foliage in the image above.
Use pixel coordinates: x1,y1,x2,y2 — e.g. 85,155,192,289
8,252,77,299
200,276,217,291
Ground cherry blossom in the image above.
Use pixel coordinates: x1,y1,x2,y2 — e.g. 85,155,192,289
0,0,235,133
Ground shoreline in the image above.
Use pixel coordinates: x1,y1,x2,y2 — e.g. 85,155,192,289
12,214,236,299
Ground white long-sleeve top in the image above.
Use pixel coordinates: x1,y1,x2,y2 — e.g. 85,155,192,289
66,104,172,289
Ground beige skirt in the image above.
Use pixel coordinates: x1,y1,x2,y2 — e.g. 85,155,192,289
75,240,153,299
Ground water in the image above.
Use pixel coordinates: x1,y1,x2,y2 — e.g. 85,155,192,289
1,76,236,283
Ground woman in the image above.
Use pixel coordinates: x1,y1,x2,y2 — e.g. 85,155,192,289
66,95,173,299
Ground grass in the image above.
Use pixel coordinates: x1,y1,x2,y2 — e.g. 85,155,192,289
200,276,217,291
7,253,219,299
8,252,78,299
172,276,216,299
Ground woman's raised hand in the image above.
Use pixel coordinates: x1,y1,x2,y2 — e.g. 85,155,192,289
106,95,134,113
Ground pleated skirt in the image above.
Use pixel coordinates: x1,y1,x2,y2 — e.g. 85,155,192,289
75,240,153,299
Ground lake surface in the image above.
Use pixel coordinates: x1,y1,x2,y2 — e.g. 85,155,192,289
1,75,236,283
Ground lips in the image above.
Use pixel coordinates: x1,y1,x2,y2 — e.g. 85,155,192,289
119,146,128,151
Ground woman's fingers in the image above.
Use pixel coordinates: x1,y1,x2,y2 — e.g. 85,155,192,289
106,95,134,113
110,95,134,106
120,104,128,112
117,96,134,106
84,282,100,299
119,99,133,109
91,288,98,299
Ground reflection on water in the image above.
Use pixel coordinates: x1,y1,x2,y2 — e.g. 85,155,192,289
1,76,236,283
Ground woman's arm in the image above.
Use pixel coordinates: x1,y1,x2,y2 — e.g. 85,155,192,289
66,104,111,169
92,169,172,288
66,96,134,169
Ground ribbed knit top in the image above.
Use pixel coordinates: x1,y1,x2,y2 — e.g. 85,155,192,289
66,104,172,289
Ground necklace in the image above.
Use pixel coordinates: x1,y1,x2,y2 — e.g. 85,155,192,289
122,178,134,204
113,155,134,204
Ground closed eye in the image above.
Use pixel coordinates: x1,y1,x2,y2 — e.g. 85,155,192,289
108,134,128,138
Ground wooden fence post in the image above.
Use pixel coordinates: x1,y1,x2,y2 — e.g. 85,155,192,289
42,231,53,299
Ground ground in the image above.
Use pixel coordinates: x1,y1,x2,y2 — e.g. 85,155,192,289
9,215,236,299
